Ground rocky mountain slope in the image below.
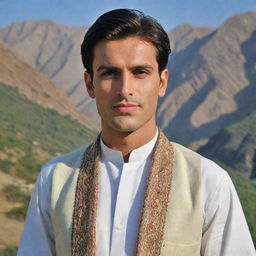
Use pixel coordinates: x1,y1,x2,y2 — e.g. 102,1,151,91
198,110,256,179
158,11,256,145
0,12,255,145
0,20,99,123
0,42,97,129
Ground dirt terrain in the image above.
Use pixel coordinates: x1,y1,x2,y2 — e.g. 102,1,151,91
0,170,33,250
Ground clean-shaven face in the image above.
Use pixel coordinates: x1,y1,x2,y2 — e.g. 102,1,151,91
85,36,168,134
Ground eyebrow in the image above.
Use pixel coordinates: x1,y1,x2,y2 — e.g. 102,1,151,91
97,65,118,72
132,64,154,71
96,64,154,72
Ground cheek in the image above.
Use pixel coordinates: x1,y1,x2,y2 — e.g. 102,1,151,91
94,80,113,96
141,84,160,101
95,97,109,119
94,86,112,111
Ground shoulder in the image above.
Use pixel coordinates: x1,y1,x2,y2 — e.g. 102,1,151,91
171,141,231,186
201,156,231,189
171,142,203,176
47,144,90,167
200,157,235,211
201,156,233,198
171,142,240,230
171,141,202,160
171,141,234,205
38,144,91,184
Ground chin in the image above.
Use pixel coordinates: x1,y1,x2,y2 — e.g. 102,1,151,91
112,118,152,134
112,124,138,133
110,119,142,133
102,114,154,134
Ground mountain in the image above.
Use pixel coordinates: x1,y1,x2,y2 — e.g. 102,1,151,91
168,24,215,53
158,11,256,145
0,20,99,123
0,12,256,145
0,42,97,130
197,110,256,179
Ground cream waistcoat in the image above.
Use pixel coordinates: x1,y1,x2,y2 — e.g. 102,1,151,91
51,131,203,256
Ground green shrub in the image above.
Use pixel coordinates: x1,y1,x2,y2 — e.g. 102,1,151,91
2,185,30,221
5,204,29,221
0,159,13,173
17,156,43,183
0,247,18,256
2,185,30,203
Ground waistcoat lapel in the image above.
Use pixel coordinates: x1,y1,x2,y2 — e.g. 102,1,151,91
135,129,174,255
71,135,101,256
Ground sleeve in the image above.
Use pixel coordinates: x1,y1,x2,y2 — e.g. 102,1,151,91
17,163,56,256
201,158,256,256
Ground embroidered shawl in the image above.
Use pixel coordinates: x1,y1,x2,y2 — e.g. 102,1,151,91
71,129,174,255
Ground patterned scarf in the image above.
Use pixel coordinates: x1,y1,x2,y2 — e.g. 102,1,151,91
71,129,174,255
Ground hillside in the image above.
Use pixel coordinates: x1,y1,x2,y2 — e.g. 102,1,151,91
0,12,255,146
0,42,97,130
0,82,97,182
198,111,256,179
0,81,97,251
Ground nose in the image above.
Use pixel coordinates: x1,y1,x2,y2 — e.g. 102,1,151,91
116,72,133,98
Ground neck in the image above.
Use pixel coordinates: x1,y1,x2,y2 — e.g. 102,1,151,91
101,124,157,162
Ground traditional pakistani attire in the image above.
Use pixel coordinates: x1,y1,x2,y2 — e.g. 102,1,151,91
18,129,255,255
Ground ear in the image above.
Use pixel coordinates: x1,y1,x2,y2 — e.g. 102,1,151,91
84,71,95,98
158,69,168,97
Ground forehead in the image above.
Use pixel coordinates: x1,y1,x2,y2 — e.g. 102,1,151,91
92,37,158,69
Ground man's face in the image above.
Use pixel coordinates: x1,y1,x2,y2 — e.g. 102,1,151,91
85,36,168,134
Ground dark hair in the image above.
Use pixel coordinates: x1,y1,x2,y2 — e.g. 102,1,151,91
81,9,171,76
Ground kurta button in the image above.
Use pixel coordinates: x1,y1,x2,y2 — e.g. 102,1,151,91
116,225,123,230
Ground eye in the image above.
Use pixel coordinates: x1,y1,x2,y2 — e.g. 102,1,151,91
133,69,150,78
100,69,119,78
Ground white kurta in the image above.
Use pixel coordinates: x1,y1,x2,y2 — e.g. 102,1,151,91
18,132,255,255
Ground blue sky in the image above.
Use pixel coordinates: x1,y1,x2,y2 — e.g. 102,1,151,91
0,0,256,31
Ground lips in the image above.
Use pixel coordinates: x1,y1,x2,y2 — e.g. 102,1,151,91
113,102,139,112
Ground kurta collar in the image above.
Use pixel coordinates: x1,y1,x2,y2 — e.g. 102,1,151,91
100,129,159,163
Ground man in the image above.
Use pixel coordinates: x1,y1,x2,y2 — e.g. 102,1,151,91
18,9,255,256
